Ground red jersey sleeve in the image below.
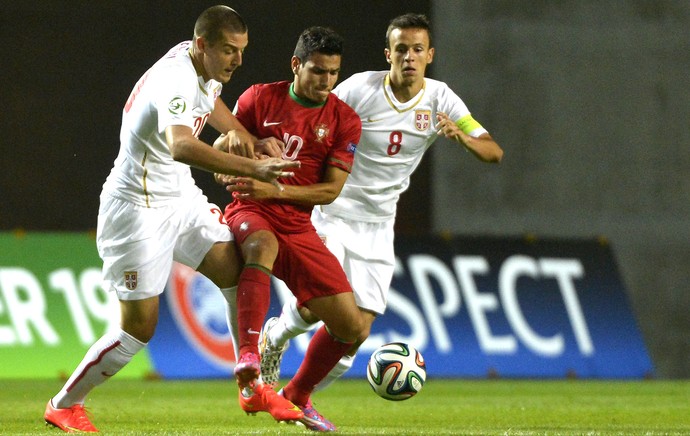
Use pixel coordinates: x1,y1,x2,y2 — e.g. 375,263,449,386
327,98,361,173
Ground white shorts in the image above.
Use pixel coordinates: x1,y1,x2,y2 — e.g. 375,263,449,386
96,192,232,301
311,207,395,315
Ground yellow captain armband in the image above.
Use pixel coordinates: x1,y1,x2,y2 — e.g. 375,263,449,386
456,114,483,134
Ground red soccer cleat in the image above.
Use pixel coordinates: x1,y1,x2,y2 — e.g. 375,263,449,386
238,382,304,422
44,400,99,433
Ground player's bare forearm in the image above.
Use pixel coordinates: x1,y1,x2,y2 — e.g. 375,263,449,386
209,98,251,136
224,177,342,206
166,125,297,182
459,133,503,163
436,112,503,163
169,133,255,176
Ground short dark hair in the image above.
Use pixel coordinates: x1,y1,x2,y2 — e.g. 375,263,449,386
194,5,247,46
385,13,432,49
293,26,344,63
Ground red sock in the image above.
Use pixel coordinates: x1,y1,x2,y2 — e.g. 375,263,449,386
236,266,271,356
283,325,353,406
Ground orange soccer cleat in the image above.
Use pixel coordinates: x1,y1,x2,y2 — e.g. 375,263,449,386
44,400,99,433
238,382,303,422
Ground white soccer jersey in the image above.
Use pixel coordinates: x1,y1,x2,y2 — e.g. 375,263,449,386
102,41,222,207
327,70,487,222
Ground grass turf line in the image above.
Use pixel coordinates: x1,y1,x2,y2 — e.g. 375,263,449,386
3,378,689,435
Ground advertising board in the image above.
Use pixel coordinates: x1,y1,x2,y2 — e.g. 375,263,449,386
148,235,655,379
0,233,151,378
0,233,653,379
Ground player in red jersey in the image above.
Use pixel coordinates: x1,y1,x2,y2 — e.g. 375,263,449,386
218,26,362,432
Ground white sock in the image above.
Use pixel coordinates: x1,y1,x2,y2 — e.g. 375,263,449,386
314,354,355,392
52,328,145,408
269,299,319,347
219,286,239,355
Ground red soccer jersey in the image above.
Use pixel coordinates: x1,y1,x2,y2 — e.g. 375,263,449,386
225,81,361,233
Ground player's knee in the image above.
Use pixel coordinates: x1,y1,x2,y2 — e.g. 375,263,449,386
241,231,279,264
198,243,241,288
121,320,156,343
119,298,158,343
357,323,372,345
297,305,320,324
328,314,366,344
353,310,376,345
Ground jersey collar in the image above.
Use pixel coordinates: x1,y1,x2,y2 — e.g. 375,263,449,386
383,74,426,113
289,83,327,108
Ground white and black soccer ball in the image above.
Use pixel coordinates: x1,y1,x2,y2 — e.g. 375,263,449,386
366,342,426,401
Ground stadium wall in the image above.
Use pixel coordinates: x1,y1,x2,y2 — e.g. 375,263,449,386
430,0,690,378
1,1,688,378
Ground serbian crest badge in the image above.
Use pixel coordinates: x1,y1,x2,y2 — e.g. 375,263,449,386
415,110,431,131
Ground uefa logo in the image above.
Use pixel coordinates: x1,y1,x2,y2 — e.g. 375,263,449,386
166,262,236,370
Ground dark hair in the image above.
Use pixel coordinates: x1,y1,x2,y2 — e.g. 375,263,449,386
194,5,247,46
385,13,432,49
293,26,344,63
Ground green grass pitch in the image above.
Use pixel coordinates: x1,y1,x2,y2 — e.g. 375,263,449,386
4,378,689,434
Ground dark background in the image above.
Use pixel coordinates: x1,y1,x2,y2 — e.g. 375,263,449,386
2,1,688,378
0,0,430,234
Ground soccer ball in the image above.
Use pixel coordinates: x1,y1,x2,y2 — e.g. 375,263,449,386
366,342,426,401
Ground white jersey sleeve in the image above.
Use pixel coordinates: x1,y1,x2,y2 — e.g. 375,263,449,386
102,41,222,207
326,71,486,222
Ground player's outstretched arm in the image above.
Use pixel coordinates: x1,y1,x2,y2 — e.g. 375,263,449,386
223,165,348,206
166,125,298,183
436,112,503,163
